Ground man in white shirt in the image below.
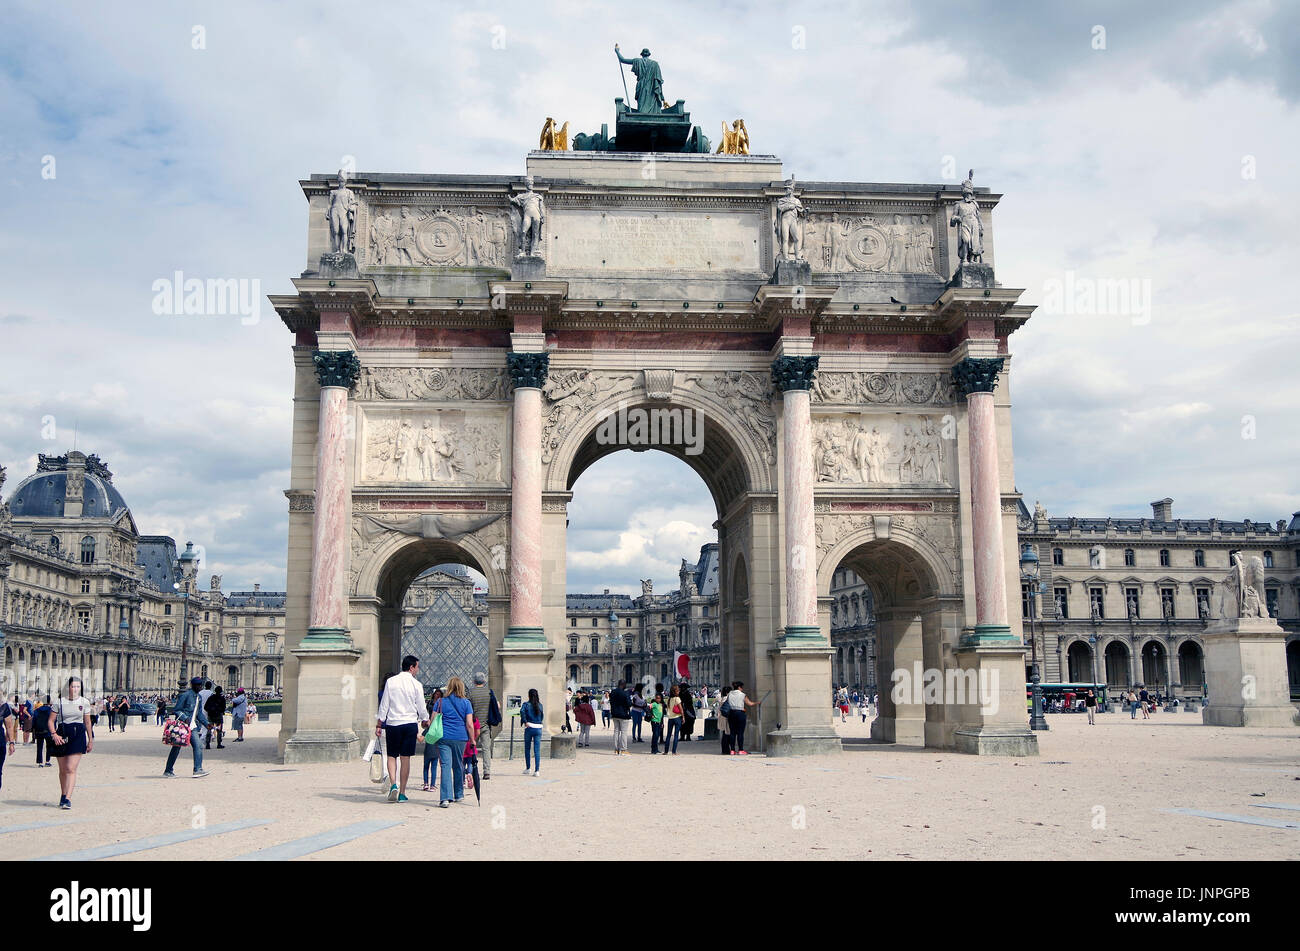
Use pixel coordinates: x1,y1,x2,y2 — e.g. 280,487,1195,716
375,655,429,803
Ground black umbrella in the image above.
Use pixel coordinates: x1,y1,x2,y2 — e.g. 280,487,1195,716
464,746,481,805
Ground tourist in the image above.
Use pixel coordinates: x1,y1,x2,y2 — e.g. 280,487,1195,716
18,697,33,745
649,691,665,754
165,677,211,779
197,681,215,749
663,685,683,755
1085,689,1097,725
724,681,759,755
466,672,501,781
229,688,248,742
32,696,52,767
519,687,544,778
155,697,167,725
435,675,475,803
117,695,131,733
1138,687,1151,720
679,682,696,742
630,684,646,742
421,688,443,792
574,690,595,747
609,680,632,755
0,697,13,789
600,692,611,728
562,687,573,733
49,676,94,809
716,691,731,754
1127,689,1138,719
105,695,116,733
858,696,869,723
204,686,227,749
374,656,429,804
838,687,851,723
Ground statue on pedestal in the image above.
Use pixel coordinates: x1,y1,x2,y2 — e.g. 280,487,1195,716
509,176,546,258
1219,552,1270,620
775,178,806,262
326,170,358,255
949,170,984,265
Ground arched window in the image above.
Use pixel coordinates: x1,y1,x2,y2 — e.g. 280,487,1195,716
568,665,580,682
49,535,60,552
80,535,96,564
590,664,601,684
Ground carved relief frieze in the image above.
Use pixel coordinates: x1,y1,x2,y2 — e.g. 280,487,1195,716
365,205,511,268
811,371,955,406
813,414,950,486
804,212,937,274
354,367,509,402
540,369,637,464
359,407,508,485
680,370,776,465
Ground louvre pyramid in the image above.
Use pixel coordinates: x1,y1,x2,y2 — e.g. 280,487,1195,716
401,589,489,692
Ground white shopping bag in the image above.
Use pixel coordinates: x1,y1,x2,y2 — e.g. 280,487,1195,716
362,736,378,762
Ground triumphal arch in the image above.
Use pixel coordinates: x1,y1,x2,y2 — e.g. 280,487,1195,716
272,70,1038,761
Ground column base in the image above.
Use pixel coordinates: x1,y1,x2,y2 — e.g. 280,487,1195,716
503,626,547,648
959,624,1016,647
300,626,354,649
765,728,843,757
549,732,577,760
284,729,362,764
779,624,825,645
953,727,1038,756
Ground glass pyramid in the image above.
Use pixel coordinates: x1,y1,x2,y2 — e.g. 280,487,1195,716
401,589,490,692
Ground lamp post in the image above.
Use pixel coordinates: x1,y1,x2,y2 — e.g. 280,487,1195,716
172,577,190,691
1089,633,1099,694
607,609,621,690
1019,544,1049,731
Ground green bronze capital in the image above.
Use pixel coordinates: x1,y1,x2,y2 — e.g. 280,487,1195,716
507,352,550,390
771,355,819,393
951,357,1004,398
313,350,361,390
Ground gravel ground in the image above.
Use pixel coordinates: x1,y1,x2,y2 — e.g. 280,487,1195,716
2,710,1297,860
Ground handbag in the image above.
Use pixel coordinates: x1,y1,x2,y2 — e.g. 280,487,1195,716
368,734,386,783
162,697,197,747
720,699,732,716
48,704,71,758
424,700,444,746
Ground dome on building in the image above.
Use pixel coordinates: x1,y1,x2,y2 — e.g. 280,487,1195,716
5,452,130,521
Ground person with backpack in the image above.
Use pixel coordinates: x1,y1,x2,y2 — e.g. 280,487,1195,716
573,691,595,747
519,687,544,777
630,684,647,743
466,672,501,781
421,688,443,792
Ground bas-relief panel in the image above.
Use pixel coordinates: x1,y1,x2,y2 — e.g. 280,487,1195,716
546,209,764,273
354,367,509,402
357,406,508,485
813,414,951,486
803,212,938,275
363,205,511,268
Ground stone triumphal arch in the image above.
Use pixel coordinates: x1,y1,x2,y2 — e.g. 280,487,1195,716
272,146,1037,761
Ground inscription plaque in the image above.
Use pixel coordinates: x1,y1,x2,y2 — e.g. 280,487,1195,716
547,209,762,272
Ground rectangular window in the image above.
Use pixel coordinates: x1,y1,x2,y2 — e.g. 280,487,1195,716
164,604,172,616
1052,587,1069,620
625,618,631,627
660,634,669,651
570,617,576,626
76,609,91,632
80,579,91,594
590,637,599,653
1159,549,1170,567
1265,588,1279,618
202,635,210,652
1195,587,1211,619
1052,548,1063,566
1021,584,1033,620
1124,587,1140,619
476,616,483,627
1089,587,1105,620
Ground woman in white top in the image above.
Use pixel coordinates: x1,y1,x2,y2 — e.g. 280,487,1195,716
48,676,94,810
600,692,612,728
724,681,759,755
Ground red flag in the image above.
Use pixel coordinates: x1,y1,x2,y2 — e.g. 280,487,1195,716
674,651,690,679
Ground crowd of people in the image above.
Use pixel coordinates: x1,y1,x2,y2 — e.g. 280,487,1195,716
560,679,761,755
0,678,263,807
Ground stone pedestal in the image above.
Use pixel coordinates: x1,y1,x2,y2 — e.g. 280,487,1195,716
948,262,996,289
318,252,359,279
510,255,547,282
766,646,841,756
1201,617,1298,727
951,644,1038,756
549,732,577,760
499,644,555,734
283,645,364,763
772,259,812,286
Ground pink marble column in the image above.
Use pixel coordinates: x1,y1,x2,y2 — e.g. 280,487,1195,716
954,357,1013,641
772,356,823,641
506,352,548,643
306,351,360,645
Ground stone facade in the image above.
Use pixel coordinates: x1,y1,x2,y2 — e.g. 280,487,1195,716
0,453,285,698
829,567,876,691
563,544,722,689
1017,498,1300,699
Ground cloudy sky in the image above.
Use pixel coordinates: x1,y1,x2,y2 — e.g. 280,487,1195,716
2,0,1296,595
